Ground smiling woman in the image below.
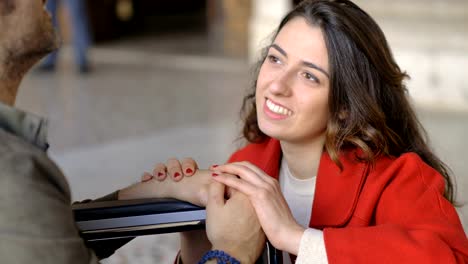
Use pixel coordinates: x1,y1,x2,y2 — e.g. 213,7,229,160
255,17,330,147
128,0,468,263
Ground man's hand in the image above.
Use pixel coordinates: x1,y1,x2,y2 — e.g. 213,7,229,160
211,162,306,254
206,181,266,264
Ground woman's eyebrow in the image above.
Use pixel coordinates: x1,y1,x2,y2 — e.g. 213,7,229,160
303,61,329,78
270,43,288,57
269,43,330,78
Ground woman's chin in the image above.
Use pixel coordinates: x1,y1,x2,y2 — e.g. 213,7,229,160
259,125,287,141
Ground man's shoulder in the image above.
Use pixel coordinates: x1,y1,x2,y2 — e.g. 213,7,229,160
0,127,43,155
0,127,53,170
0,131,97,264
0,127,70,194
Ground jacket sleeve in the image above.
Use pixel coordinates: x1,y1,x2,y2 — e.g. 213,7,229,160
323,154,468,263
0,151,100,264
73,192,134,260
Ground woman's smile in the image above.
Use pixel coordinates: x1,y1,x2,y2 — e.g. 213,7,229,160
264,98,293,120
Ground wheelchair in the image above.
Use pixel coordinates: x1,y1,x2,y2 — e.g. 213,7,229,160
73,198,282,263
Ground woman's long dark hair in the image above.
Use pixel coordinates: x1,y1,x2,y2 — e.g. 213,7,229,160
240,0,455,203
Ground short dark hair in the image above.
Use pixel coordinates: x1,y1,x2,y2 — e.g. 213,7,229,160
0,0,16,16
241,0,455,203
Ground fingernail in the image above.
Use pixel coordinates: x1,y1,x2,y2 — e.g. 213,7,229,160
157,172,165,178
174,172,181,178
211,164,219,168
212,173,218,177
185,168,193,174
142,175,153,182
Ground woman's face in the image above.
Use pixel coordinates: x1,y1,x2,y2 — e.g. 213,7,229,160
256,17,330,145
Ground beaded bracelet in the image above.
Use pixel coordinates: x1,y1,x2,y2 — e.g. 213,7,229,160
198,250,241,264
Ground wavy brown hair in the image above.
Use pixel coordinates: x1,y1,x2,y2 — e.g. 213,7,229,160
240,0,455,203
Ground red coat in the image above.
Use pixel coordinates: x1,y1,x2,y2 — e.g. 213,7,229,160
227,138,468,263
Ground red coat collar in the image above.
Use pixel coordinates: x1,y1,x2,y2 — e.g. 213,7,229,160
229,138,368,228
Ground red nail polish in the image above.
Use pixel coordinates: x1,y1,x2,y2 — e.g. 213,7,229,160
212,173,218,177
186,168,193,174
158,172,165,178
212,165,219,168
174,172,181,178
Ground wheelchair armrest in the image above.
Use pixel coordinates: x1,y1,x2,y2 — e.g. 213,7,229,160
72,198,283,263
73,198,205,241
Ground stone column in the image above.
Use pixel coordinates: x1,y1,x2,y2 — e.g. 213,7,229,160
359,0,468,109
222,0,252,57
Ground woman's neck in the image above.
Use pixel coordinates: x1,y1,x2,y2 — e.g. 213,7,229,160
280,135,326,180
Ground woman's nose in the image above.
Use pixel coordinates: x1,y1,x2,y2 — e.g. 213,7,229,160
268,70,293,96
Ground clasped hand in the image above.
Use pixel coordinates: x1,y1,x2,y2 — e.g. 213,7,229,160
133,158,267,263
140,158,305,256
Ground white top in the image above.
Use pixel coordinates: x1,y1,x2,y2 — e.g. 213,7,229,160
279,158,328,264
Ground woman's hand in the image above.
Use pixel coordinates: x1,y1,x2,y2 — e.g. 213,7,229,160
211,162,305,255
119,169,213,207
142,157,198,182
206,180,266,264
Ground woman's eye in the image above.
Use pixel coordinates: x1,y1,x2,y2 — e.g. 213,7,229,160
302,72,319,83
267,55,281,64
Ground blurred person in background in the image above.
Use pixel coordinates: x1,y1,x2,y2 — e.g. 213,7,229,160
37,0,91,73
125,0,468,263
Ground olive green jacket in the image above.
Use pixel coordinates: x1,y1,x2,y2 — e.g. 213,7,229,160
0,103,102,264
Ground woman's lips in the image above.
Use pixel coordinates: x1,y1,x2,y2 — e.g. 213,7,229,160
263,98,292,120
266,98,292,116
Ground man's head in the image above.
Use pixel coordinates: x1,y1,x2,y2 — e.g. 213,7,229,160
0,0,59,77
0,0,59,105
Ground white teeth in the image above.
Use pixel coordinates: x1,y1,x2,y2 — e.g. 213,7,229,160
266,99,292,116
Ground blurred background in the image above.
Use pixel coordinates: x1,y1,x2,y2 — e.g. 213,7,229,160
15,0,468,263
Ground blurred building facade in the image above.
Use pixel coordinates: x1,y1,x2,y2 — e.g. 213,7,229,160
249,0,468,109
